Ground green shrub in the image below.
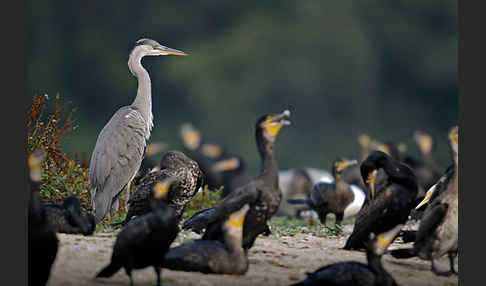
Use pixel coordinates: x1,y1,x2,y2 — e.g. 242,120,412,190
27,93,91,210
182,185,223,220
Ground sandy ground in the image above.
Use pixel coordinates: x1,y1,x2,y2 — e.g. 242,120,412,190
47,221,458,286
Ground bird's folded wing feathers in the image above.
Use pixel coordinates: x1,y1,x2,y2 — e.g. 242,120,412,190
90,108,147,197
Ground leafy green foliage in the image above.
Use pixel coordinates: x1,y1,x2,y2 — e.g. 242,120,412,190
27,94,91,210
182,185,223,220
267,216,350,238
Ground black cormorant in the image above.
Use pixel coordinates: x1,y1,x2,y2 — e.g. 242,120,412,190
116,150,204,226
390,126,458,276
182,110,291,250
287,158,366,226
28,150,59,286
95,177,179,286
163,204,250,274
45,196,95,235
180,123,225,190
290,224,402,286
343,151,418,250
212,154,251,198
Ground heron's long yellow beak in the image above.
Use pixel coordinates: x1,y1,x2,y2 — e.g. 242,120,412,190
154,46,188,56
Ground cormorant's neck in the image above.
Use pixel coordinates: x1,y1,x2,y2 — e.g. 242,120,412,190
257,139,278,184
366,251,393,285
224,229,248,272
129,51,153,140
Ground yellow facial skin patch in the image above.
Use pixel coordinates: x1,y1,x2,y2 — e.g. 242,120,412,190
450,127,458,144
153,180,172,199
264,116,283,136
229,212,245,228
366,174,376,184
229,204,250,228
376,224,403,250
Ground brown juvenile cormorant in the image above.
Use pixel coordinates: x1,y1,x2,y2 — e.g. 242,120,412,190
182,110,291,250
390,126,458,276
28,150,59,286
95,177,179,286
44,196,95,235
343,150,418,250
290,224,402,286
287,158,366,226
163,204,250,274
116,150,203,226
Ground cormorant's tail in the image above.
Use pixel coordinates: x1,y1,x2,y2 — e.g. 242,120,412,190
96,262,121,278
287,198,312,206
389,248,417,259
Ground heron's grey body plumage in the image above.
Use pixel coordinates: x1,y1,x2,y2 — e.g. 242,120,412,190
89,39,186,224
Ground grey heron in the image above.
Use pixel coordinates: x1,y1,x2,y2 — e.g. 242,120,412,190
89,38,187,224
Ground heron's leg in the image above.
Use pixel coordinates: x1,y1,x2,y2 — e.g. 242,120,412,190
125,268,134,286
124,180,132,212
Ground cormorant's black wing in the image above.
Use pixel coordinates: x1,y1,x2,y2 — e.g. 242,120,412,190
182,181,259,232
344,192,394,250
182,208,216,233
163,240,227,273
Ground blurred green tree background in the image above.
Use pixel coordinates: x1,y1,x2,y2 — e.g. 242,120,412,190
28,1,457,174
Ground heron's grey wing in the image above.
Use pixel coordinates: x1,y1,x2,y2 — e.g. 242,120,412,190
89,107,147,222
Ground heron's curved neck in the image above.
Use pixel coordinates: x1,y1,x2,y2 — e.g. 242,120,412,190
129,51,153,138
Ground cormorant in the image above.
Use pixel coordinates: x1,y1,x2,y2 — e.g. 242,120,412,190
44,196,96,235
180,123,224,190
116,150,203,226
290,224,402,286
212,154,249,198
287,158,366,226
182,110,291,250
28,150,59,286
163,204,250,274
95,177,179,286
390,126,458,276
343,151,418,251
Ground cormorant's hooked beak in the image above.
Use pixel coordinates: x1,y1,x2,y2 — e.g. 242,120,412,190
415,183,436,210
153,177,177,199
336,159,359,172
375,224,403,251
365,169,378,200
153,45,188,56
211,157,240,172
201,143,223,159
265,110,291,136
